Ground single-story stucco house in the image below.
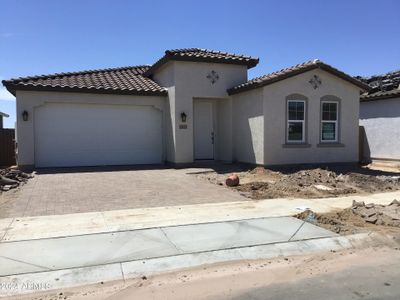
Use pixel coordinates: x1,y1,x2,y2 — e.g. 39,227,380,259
2,48,369,168
359,70,400,161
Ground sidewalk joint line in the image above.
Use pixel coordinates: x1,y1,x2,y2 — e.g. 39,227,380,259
0,255,52,271
0,218,15,243
159,227,183,253
119,263,125,282
288,220,306,242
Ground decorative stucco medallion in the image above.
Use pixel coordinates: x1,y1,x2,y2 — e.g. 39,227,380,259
309,75,322,89
206,70,219,84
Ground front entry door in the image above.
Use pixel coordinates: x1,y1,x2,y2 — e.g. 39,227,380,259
194,101,214,160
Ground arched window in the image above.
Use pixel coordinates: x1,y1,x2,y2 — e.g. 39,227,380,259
320,95,340,143
286,94,307,143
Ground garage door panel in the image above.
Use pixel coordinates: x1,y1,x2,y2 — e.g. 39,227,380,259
34,103,163,167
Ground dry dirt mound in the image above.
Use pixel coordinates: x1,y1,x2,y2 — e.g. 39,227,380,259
295,200,400,235
234,168,400,199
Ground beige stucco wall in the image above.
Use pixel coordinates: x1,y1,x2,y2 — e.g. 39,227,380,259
215,98,233,162
262,69,360,165
232,88,264,164
153,61,247,163
360,97,400,160
153,63,176,162
15,90,166,167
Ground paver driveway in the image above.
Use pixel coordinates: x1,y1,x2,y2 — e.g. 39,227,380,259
0,166,246,218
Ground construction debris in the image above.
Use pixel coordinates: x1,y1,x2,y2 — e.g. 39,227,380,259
351,200,400,227
296,200,400,235
0,168,33,191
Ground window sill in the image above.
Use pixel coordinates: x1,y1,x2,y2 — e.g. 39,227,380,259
282,143,312,148
317,143,345,148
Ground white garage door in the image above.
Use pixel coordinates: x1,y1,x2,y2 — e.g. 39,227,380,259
34,103,163,167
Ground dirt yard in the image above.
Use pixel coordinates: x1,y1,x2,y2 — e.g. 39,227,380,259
296,200,400,242
194,164,400,199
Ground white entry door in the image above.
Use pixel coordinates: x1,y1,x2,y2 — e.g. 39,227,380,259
34,103,163,167
194,101,214,160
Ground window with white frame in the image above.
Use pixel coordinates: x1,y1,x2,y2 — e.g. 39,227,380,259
287,100,305,143
321,101,338,142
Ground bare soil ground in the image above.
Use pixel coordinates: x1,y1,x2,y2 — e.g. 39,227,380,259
296,200,400,242
366,161,400,173
193,164,400,199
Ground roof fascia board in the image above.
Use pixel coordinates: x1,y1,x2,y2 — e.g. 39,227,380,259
3,83,168,97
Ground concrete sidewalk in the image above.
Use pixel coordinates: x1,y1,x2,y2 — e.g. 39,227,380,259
0,232,384,297
0,217,335,277
1,191,399,242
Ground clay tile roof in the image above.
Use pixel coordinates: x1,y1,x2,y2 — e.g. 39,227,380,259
145,48,259,76
2,65,168,96
228,59,370,95
357,70,400,101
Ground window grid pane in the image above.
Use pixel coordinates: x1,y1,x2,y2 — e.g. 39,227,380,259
287,100,305,142
288,121,303,141
322,122,336,141
288,101,305,121
322,102,337,121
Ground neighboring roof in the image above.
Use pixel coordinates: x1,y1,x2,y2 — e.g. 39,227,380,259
145,48,259,76
357,70,400,102
0,112,9,118
360,89,400,102
228,59,370,95
2,65,168,96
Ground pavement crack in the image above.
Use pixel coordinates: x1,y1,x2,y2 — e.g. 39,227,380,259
288,220,306,242
0,255,53,271
159,228,183,253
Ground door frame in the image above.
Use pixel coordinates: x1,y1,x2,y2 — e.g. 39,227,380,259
193,99,215,160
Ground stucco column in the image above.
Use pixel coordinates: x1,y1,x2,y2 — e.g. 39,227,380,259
171,91,194,163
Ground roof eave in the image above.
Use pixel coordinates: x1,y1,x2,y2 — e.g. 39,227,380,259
228,64,317,95
360,91,400,102
318,64,371,91
228,63,370,96
2,84,168,97
2,81,17,96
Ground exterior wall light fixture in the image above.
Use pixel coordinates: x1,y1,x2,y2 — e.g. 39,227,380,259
22,110,29,121
181,112,187,123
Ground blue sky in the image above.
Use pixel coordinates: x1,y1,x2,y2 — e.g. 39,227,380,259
1,0,399,128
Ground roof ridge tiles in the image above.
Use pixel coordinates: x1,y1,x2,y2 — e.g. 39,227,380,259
2,64,166,96
5,65,151,83
145,48,259,76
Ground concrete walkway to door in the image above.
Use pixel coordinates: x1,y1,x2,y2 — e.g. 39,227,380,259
0,166,246,219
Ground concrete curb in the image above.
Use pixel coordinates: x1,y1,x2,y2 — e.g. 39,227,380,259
0,232,388,297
